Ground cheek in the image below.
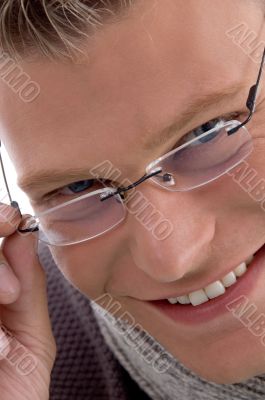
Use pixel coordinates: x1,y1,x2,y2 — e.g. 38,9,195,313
249,139,265,173
216,135,265,238
236,136,265,200
48,233,124,299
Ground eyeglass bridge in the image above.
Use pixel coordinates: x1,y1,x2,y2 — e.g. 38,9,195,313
100,167,175,202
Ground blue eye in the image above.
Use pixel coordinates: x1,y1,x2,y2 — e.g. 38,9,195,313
62,179,95,194
195,119,223,141
182,117,224,145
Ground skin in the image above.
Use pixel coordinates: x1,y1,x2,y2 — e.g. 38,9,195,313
0,211,56,399
1,0,265,385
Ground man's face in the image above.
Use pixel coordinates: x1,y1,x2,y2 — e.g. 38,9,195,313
1,0,265,384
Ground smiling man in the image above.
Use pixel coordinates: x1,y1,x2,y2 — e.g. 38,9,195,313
1,0,265,399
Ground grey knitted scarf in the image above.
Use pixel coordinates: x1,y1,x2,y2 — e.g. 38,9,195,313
91,301,265,400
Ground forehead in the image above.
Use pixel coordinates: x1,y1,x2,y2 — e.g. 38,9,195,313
0,0,258,190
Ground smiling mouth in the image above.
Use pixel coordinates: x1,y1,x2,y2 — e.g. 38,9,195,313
146,243,265,325
161,242,264,307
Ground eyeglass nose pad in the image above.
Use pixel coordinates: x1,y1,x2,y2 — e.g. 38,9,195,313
153,171,176,187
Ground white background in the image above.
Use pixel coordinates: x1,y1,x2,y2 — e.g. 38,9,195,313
1,144,33,214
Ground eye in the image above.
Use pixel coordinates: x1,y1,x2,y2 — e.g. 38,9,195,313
43,177,114,205
60,179,96,195
178,112,240,147
56,178,114,196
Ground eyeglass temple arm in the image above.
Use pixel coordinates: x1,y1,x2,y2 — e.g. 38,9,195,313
0,141,22,214
228,46,265,136
100,168,162,201
0,142,39,233
0,143,39,234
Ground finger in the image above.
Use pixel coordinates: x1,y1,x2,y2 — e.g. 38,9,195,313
0,259,21,304
1,219,52,335
0,326,12,361
0,215,56,370
0,203,22,236
0,213,41,304
0,204,24,304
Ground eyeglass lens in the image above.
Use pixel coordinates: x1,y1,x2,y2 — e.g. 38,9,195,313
34,119,253,246
147,120,253,191
36,191,126,246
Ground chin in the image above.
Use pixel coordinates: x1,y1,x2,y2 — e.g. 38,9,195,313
168,344,265,385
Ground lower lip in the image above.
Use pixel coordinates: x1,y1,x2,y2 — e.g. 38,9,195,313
148,245,265,325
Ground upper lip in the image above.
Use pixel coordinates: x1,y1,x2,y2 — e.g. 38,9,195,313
144,243,264,302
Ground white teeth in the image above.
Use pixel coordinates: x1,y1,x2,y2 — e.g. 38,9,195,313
167,254,253,306
221,271,237,288
168,298,178,304
234,262,247,277
177,295,191,304
189,289,208,306
204,280,225,299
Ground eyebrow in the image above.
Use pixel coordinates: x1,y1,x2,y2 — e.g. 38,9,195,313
143,82,246,150
17,83,245,198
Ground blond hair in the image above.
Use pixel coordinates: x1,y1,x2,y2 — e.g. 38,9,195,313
0,0,134,60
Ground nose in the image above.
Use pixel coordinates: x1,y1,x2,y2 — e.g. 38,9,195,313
126,184,216,283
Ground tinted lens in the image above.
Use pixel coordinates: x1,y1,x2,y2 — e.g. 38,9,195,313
35,189,126,246
146,120,253,191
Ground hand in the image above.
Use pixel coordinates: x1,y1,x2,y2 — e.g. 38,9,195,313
0,203,56,400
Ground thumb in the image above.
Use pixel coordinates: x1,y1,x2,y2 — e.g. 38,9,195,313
1,214,54,345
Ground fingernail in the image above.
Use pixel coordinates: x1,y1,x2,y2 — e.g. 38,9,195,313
11,201,22,217
0,263,19,294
